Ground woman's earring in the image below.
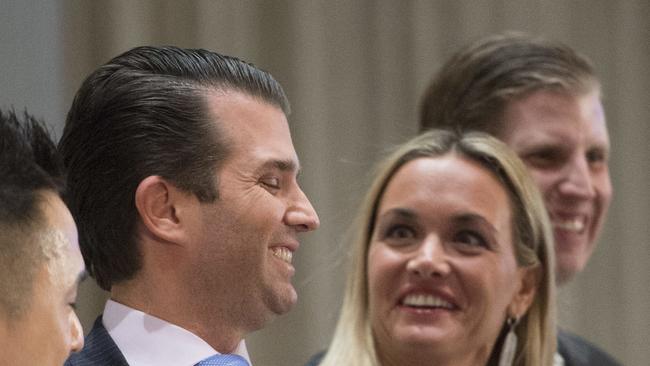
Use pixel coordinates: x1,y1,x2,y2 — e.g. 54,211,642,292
498,316,519,366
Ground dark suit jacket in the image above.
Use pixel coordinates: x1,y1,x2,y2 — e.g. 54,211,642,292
304,351,325,366
558,329,622,366
64,316,130,366
305,331,623,366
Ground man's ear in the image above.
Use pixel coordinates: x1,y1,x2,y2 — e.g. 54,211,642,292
508,265,541,318
134,176,195,245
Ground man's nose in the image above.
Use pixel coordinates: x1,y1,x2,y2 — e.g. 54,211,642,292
558,156,595,199
284,186,320,232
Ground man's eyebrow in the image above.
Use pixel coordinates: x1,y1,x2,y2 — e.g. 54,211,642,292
259,159,301,174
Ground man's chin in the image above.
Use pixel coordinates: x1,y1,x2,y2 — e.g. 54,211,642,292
278,289,298,314
556,253,589,285
554,235,596,285
265,287,298,317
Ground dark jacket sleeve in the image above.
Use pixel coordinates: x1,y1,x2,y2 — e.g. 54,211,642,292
558,329,623,366
304,350,326,366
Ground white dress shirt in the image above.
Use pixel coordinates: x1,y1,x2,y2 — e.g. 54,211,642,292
103,300,251,366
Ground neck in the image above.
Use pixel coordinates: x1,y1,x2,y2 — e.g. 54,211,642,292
111,269,246,353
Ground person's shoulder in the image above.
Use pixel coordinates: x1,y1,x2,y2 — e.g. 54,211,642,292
65,316,129,366
558,329,623,366
304,350,326,366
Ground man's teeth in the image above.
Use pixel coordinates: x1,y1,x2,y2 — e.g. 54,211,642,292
553,218,585,232
272,247,292,264
403,294,453,309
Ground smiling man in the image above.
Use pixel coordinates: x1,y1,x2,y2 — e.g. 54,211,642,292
0,109,86,365
419,32,619,366
60,46,319,366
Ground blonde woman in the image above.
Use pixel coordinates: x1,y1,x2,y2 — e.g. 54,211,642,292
307,130,556,366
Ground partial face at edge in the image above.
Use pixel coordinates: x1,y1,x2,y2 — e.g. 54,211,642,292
367,156,537,365
4,191,85,365
499,88,612,284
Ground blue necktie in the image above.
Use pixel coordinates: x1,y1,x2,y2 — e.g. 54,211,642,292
195,354,250,366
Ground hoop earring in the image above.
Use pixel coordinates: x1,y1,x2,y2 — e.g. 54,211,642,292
498,316,519,366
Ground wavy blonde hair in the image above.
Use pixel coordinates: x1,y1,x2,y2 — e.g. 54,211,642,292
319,130,556,366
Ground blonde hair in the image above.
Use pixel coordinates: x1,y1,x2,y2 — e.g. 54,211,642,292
320,130,556,366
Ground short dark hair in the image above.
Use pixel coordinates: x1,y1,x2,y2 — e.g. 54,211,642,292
0,109,65,316
59,45,290,290
419,32,598,134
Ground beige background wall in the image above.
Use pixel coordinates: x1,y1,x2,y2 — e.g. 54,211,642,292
3,1,648,365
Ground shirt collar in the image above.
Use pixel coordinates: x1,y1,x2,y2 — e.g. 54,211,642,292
103,299,251,366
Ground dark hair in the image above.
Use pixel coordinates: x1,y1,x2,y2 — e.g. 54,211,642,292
0,108,65,316
419,32,597,134
59,45,290,290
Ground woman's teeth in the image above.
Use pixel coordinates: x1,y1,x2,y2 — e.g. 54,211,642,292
402,294,454,309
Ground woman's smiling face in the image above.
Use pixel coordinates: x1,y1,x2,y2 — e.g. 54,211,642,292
367,155,538,365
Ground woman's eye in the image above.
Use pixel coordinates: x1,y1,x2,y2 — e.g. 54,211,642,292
385,225,416,240
454,230,487,248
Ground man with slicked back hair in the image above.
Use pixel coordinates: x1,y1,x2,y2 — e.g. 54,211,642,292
61,46,319,366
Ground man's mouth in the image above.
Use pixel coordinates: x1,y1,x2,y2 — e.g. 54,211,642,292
401,293,455,309
272,247,293,264
552,217,585,233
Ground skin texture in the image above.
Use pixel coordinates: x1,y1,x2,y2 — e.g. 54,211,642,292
1,191,85,365
368,156,537,366
499,89,611,284
115,91,319,353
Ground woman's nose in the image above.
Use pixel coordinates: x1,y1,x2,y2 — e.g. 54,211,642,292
406,235,450,278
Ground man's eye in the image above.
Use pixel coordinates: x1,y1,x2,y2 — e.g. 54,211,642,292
586,148,607,167
525,149,559,167
68,302,78,310
261,177,280,189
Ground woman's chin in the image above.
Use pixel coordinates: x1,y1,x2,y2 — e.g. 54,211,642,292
389,322,457,349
